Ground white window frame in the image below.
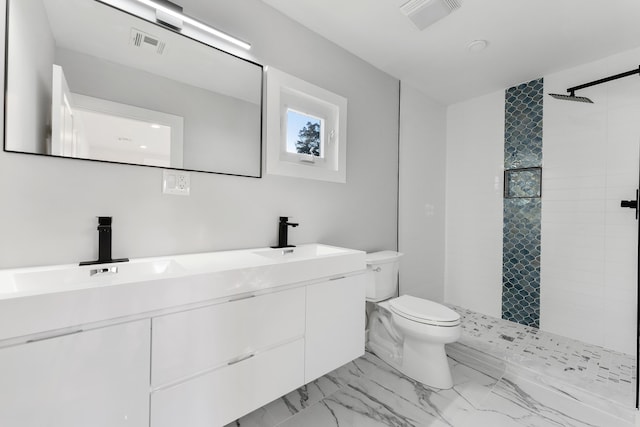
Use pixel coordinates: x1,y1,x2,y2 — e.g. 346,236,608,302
265,67,347,183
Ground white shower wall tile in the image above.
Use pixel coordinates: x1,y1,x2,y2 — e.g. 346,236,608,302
543,48,640,356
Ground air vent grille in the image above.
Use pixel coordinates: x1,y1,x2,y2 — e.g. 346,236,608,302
401,0,461,15
400,0,462,30
130,28,166,55
443,0,461,11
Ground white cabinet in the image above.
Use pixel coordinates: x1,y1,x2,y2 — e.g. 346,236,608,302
151,287,305,387
150,288,306,426
0,320,150,427
0,265,365,427
305,274,366,382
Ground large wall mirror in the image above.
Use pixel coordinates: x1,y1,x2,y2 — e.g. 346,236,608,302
4,0,263,177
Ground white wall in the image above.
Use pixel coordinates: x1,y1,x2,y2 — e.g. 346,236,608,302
445,91,505,318
542,48,640,354
398,83,447,302
5,0,55,154
0,0,399,268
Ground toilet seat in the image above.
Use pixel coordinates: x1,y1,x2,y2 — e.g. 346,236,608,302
389,295,461,327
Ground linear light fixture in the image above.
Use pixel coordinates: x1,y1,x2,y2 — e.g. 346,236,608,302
134,0,251,50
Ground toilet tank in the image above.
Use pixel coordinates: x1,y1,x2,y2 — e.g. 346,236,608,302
365,251,403,302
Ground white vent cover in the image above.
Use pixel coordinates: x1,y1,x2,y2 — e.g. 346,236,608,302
400,0,461,30
130,28,166,55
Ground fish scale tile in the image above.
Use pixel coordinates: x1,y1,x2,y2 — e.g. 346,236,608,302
503,78,544,328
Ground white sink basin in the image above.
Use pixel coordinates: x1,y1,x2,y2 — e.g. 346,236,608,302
6,259,185,295
0,244,360,299
253,244,349,260
0,243,366,341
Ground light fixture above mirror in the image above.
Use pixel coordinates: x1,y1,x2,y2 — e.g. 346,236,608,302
104,0,251,50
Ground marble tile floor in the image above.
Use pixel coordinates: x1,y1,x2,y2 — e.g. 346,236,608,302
225,350,633,427
447,304,636,413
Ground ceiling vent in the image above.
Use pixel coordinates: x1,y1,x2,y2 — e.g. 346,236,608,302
400,0,461,30
130,28,166,55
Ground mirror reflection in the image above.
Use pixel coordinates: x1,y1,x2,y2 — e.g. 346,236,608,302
4,0,263,177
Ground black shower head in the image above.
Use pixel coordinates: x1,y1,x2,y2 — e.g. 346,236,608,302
548,93,594,103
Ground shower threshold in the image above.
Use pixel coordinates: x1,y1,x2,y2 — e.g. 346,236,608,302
445,304,636,423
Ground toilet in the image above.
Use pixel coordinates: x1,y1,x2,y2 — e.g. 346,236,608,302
365,251,461,389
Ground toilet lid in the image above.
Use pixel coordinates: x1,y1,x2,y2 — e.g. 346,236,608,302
389,295,461,326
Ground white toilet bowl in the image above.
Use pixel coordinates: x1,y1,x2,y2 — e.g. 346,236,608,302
365,251,461,389
385,295,461,388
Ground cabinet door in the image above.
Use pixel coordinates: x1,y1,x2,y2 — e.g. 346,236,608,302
305,274,366,382
0,320,150,427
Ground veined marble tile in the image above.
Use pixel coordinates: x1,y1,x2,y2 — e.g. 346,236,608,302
229,351,503,427
489,372,633,427
228,351,632,427
452,407,561,427
501,365,635,424
225,375,343,427
277,385,452,427
447,303,636,410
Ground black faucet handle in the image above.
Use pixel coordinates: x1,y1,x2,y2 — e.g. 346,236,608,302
97,216,112,226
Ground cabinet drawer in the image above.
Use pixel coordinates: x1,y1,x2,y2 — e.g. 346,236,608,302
151,338,304,427
151,287,305,387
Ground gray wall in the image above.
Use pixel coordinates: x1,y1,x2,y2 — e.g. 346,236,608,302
0,0,399,268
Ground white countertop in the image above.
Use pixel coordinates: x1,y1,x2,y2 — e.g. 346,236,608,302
0,244,366,342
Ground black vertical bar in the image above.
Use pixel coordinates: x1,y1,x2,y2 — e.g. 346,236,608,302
636,163,639,409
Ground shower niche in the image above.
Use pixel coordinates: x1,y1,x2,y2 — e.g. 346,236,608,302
504,167,542,199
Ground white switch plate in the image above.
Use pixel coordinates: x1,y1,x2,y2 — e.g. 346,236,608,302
163,170,190,196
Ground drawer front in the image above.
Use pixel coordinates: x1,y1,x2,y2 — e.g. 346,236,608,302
151,287,304,387
151,338,304,427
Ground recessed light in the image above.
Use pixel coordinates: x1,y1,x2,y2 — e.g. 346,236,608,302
467,39,488,52
140,145,148,149
150,124,161,129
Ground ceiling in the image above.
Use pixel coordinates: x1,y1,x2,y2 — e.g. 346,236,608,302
262,0,640,105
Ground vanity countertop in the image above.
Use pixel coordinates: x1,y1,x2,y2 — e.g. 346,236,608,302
0,244,366,342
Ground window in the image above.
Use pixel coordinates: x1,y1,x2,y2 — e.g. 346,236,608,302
265,67,347,183
285,109,323,158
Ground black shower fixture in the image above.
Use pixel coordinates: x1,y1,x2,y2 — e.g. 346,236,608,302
548,93,594,103
548,65,640,104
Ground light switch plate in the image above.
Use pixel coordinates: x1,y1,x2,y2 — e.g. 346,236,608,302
163,170,190,196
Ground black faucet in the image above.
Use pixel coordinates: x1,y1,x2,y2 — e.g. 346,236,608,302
79,217,129,266
272,216,299,248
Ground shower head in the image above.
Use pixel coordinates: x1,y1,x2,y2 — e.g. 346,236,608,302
548,93,594,103
548,66,640,104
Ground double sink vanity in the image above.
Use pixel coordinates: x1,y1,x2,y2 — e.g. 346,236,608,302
0,244,366,426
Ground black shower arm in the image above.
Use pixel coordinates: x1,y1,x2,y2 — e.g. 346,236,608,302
566,65,640,96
